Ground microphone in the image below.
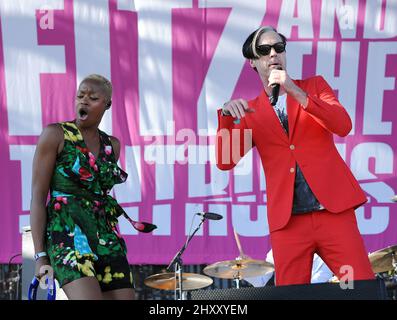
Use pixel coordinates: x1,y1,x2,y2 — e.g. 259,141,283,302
270,66,282,106
196,212,223,220
270,84,280,106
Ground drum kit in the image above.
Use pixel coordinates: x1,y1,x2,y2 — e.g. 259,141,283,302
144,272,214,292
144,257,274,296
368,245,397,274
366,195,397,298
144,224,275,299
143,208,397,300
368,244,397,299
144,244,397,300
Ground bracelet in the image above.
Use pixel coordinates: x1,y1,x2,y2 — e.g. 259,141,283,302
34,252,47,261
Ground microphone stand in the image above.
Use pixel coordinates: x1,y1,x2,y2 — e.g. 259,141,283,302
167,215,206,300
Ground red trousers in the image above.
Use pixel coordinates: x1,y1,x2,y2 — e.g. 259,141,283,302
270,208,374,286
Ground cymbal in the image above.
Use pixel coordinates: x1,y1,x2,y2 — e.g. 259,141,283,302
144,272,213,291
203,258,274,280
368,245,397,273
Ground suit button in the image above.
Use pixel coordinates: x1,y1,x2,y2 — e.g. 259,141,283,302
290,167,295,173
290,145,295,150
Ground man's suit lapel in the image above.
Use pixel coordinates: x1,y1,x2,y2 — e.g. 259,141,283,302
258,90,289,143
254,82,303,141
287,94,301,140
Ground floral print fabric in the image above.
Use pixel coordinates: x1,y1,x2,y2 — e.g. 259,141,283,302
45,121,133,290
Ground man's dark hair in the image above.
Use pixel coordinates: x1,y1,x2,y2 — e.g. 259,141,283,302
242,26,287,60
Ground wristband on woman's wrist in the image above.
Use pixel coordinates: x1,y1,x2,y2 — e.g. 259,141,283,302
34,252,47,261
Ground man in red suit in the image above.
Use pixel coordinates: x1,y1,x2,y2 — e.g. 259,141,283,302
216,26,374,285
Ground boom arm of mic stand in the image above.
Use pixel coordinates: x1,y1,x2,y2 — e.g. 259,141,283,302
167,217,206,272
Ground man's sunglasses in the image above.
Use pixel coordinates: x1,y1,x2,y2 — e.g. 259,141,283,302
256,42,286,56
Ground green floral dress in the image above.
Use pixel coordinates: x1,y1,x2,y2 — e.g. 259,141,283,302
45,121,133,291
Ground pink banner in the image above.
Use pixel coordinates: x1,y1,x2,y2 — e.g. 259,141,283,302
0,0,396,265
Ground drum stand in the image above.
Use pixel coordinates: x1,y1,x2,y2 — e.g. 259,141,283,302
376,251,397,300
167,216,206,300
232,256,244,289
233,274,242,289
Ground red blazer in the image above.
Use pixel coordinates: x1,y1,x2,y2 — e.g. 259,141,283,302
216,75,367,233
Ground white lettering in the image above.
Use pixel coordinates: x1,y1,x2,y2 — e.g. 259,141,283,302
320,0,358,38
197,0,267,135
74,0,112,133
363,42,397,134
285,41,313,79
119,0,191,135
278,0,314,38
364,0,397,39
350,142,393,179
39,7,55,30
316,41,360,133
188,145,229,197
232,205,268,236
0,0,65,135
113,146,142,203
152,204,171,235
9,145,36,211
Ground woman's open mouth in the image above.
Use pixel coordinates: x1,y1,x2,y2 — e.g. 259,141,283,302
78,108,88,121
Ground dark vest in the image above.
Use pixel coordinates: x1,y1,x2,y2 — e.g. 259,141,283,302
275,104,323,214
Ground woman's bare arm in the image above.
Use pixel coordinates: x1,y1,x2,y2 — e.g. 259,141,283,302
30,124,63,256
